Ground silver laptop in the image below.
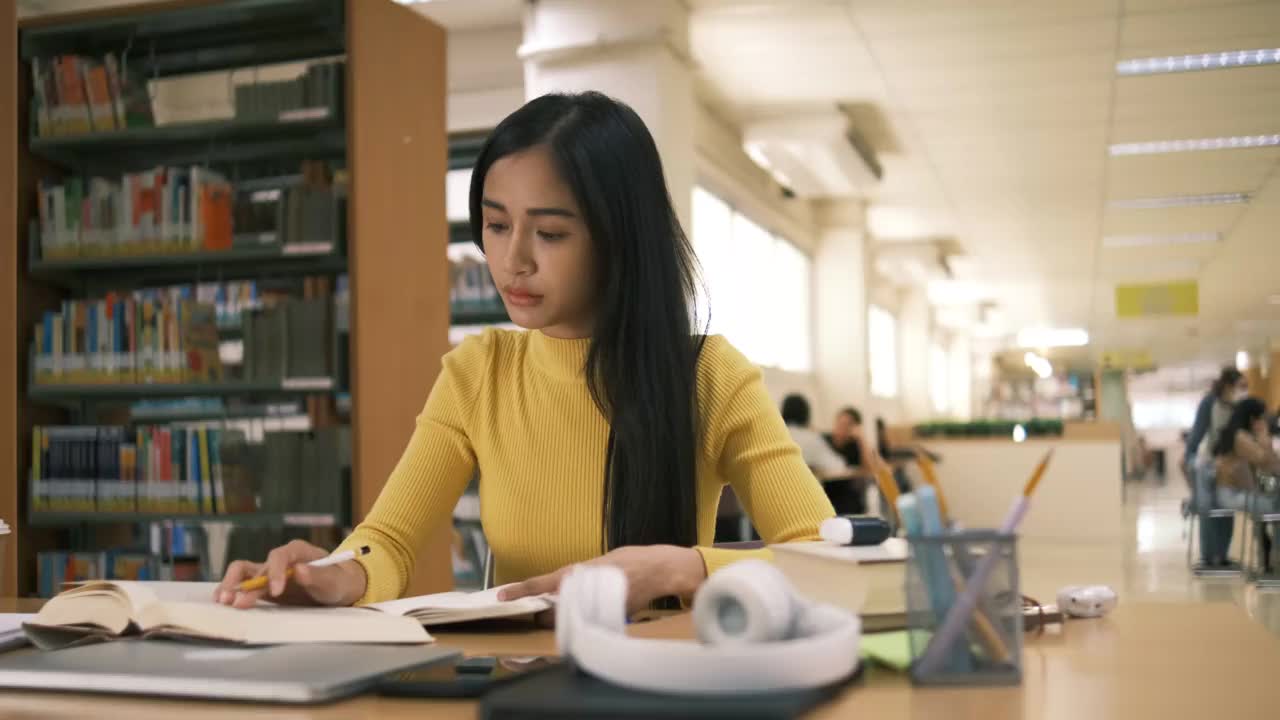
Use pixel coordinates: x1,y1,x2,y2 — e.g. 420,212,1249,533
0,640,459,703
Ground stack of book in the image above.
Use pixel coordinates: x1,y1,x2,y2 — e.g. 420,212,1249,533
32,290,222,385
29,424,255,515
29,52,154,137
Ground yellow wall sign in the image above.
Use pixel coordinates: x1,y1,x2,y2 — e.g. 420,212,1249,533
1115,280,1198,317
1100,349,1154,370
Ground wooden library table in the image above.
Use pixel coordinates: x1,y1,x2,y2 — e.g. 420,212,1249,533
2,597,1279,719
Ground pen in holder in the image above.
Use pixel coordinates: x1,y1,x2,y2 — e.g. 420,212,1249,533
905,530,1022,686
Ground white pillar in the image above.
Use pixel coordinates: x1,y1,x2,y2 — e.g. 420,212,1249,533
813,200,869,425
520,0,696,228
899,287,933,422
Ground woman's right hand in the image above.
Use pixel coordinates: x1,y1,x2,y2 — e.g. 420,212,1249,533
213,539,368,609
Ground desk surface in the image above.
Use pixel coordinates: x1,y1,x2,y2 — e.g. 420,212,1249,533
2,597,1279,719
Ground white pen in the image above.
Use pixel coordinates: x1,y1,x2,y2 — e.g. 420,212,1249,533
237,545,371,592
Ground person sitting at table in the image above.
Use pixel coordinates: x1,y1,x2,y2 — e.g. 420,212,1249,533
213,92,834,617
781,394,865,515
1210,397,1280,572
823,406,865,468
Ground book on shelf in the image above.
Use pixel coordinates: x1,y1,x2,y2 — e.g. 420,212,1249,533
28,425,348,519
32,291,223,385
36,166,233,260
29,424,251,516
35,170,344,261
30,52,153,138
233,60,345,124
37,550,156,598
24,579,552,649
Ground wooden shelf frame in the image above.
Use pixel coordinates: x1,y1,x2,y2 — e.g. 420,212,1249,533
2,0,453,597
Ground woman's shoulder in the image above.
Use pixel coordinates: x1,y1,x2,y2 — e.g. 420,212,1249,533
694,335,761,404
442,327,528,378
696,334,753,376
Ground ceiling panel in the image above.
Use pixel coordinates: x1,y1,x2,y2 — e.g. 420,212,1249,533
1105,148,1279,198
1119,1,1280,57
1101,204,1247,234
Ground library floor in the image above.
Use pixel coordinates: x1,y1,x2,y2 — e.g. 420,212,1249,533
1120,474,1280,636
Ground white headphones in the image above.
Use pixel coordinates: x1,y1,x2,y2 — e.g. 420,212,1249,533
556,559,861,695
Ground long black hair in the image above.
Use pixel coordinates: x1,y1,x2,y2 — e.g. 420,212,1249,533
1210,367,1244,400
1212,396,1267,457
469,92,706,551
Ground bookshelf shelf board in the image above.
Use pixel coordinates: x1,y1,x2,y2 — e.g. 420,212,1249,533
28,119,346,172
27,511,339,528
29,244,347,288
29,378,336,403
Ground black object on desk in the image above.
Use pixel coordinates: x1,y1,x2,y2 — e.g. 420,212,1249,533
479,662,861,720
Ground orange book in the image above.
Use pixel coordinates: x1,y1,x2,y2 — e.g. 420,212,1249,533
55,56,92,135
199,183,234,251
83,63,117,132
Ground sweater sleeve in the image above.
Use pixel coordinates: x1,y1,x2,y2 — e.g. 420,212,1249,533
335,332,492,604
695,338,835,577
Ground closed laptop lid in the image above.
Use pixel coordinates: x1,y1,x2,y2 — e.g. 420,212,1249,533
0,640,459,704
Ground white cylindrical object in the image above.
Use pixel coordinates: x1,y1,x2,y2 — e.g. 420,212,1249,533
819,517,853,545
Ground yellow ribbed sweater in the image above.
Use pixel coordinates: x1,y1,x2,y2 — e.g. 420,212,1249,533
337,328,835,604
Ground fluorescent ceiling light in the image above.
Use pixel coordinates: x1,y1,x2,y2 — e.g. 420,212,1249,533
1109,135,1280,156
1109,192,1249,210
1117,48,1280,76
1102,232,1221,248
1017,327,1088,349
1236,350,1250,371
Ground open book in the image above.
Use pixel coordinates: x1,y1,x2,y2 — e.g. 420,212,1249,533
25,581,553,650
366,585,553,626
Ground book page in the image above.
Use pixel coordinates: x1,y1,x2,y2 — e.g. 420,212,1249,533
137,602,432,645
368,585,553,618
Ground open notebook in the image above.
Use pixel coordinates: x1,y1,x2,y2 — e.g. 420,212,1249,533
25,581,553,650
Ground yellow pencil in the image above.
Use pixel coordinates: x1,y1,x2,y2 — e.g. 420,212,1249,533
914,448,950,522
999,449,1054,533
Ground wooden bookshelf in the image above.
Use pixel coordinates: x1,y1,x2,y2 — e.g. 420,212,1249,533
2,0,453,597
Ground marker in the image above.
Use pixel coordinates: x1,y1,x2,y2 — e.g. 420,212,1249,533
819,515,891,546
236,545,371,593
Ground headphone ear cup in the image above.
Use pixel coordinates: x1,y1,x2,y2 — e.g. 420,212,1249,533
692,559,799,646
557,564,628,657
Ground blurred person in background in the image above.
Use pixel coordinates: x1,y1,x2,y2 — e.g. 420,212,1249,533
1210,397,1280,572
1186,367,1248,567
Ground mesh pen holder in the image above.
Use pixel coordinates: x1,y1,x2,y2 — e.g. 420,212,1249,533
905,530,1022,686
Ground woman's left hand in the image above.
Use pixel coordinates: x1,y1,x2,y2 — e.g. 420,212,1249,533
497,544,707,617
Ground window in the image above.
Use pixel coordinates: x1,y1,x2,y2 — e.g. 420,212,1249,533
929,342,949,414
692,186,812,372
868,305,898,398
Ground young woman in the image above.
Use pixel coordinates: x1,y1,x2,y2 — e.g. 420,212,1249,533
1210,397,1280,570
215,92,834,615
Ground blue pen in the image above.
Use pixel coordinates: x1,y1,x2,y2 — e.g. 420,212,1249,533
905,488,973,672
